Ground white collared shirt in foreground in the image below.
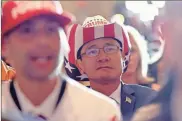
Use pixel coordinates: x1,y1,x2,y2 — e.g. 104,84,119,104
2,76,122,121
110,83,121,106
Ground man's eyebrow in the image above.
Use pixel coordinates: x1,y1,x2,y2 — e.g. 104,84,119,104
46,19,59,24
104,42,116,46
13,20,34,32
86,44,97,49
22,17,59,26
86,42,117,49
20,20,34,27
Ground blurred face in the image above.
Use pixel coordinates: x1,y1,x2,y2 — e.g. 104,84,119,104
125,34,140,75
77,38,123,84
2,16,65,81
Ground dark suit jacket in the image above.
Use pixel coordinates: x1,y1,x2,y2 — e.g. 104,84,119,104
121,83,157,121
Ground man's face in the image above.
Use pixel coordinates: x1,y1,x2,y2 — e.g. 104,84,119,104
2,16,65,81
77,38,123,84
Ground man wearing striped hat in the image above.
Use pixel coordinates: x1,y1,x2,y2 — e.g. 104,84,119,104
66,15,156,120
1,1,121,121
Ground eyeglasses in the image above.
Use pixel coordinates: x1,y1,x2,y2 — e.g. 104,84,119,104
80,45,122,58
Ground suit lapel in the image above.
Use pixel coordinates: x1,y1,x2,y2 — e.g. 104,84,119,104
120,83,136,119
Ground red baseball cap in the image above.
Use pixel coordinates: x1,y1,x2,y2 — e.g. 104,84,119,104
2,1,73,36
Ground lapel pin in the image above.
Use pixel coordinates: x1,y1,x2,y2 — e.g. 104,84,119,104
125,97,132,103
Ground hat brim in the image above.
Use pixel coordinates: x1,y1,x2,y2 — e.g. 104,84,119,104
2,9,72,35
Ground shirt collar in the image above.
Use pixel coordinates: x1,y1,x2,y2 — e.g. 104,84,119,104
109,83,121,105
14,80,61,118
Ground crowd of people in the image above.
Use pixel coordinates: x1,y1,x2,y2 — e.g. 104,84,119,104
1,1,182,121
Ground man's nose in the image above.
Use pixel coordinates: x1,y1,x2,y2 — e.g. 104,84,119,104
96,49,110,63
35,32,51,46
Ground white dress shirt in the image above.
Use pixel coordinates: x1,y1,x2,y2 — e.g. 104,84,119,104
14,80,61,119
110,83,121,106
2,77,122,121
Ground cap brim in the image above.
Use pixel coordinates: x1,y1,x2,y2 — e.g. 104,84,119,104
21,10,72,27
2,10,72,35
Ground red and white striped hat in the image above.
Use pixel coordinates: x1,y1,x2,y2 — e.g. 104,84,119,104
67,15,131,72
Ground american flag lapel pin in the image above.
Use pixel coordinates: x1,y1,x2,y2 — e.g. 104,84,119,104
125,97,132,104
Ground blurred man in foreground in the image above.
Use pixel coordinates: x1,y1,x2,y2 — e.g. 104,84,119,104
1,1,121,121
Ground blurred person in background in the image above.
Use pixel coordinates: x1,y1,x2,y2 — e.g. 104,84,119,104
122,26,154,86
131,1,182,121
111,14,159,91
147,15,166,91
1,1,121,121
147,42,165,91
66,15,156,121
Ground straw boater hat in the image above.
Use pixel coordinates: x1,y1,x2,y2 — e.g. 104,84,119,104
64,15,131,86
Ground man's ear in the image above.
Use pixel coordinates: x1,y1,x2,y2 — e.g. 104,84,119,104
1,37,9,59
76,59,85,74
1,36,13,66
